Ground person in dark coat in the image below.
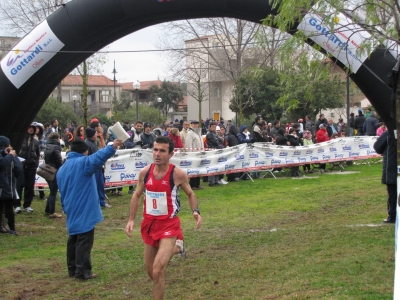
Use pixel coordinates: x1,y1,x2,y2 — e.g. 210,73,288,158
363,111,379,136
373,130,397,223
354,109,366,136
287,128,301,177
348,112,355,136
44,132,63,218
227,125,241,182
14,124,40,213
315,114,327,132
0,136,20,235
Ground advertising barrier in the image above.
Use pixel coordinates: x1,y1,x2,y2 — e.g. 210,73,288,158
35,137,380,188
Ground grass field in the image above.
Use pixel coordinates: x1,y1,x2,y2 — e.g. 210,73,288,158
0,160,395,300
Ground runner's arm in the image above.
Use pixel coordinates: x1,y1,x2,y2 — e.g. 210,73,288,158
175,167,202,229
125,166,148,237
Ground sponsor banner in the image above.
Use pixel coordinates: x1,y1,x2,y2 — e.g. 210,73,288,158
297,3,372,73
1,20,65,89
35,137,380,187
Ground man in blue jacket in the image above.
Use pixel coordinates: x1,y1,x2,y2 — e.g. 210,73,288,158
57,138,123,280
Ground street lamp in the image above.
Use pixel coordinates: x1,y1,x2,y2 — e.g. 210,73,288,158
133,80,140,122
73,94,77,113
112,60,117,105
157,97,162,121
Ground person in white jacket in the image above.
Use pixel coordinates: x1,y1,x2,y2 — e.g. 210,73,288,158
184,120,204,189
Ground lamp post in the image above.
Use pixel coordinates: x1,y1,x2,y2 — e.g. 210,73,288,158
112,60,117,101
133,80,140,122
73,94,77,114
157,97,162,122
112,60,117,117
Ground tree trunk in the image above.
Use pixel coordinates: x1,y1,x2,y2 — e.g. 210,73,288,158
197,80,202,128
82,61,88,129
57,82,62,102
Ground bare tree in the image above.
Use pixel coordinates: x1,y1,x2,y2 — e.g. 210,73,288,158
156,18,289,122
0,0,71,35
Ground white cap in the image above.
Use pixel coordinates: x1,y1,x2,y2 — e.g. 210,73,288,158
216,126,221,130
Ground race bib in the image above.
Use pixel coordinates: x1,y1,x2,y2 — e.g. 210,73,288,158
145,190,168,216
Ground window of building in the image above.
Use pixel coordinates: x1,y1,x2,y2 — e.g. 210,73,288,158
139,92,148,100
213,87,220,98
100,90,110,102
1,40,4,46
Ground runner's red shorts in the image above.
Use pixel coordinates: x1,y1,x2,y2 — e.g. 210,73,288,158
141,217,183,247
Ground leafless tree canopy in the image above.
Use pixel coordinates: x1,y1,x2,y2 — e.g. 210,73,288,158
0,0,70,36
157,18,289,82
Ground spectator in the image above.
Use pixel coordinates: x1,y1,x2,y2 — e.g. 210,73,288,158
297,118,304,134
226,125,241,182
237,125,254,144
315,114,327,131
0,136,20,235
326,118,338,138
14,124,40,214
269,120,281,139
354,109,366,136
305,115,315,138
272,128,286,173
337,118,346,133
315,123,330,172
253,115,268,143
74,125,85,141
302,130,313,173
364,111,379,136
90,121,105,149
124,121,144,149
47,119,60,137
57,139,123,279
373,131,396,223
185,120,204,189
348,112,355,136
168,128,184,149
180,121,190,145
287,128,301,177
376,122,386,136
206,122,224,186
44,132,63,218
141,123,155,149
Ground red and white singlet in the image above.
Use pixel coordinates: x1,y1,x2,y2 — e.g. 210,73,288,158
143,163,180,220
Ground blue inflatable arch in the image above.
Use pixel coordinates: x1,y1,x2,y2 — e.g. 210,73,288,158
0,0,396,149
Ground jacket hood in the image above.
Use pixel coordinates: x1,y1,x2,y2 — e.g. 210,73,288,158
239,125,247,134
229,125,238,136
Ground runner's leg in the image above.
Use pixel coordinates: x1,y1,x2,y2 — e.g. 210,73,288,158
150,237,176,300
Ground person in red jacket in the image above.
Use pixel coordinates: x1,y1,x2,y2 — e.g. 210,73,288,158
315,123,330,172
168,128,183,149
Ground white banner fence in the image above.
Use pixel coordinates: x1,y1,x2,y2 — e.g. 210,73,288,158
34,136,380,188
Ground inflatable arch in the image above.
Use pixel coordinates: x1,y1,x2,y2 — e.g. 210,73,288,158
0,0,397,149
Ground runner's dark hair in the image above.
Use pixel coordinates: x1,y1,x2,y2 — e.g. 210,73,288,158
155,136,175,153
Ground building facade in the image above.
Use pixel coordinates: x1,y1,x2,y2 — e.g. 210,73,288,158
0,36,21,58
49,74,122,117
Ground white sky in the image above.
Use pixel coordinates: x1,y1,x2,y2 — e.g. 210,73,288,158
99,25,168,84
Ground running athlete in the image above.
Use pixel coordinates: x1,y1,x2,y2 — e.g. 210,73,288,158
125,136,202,300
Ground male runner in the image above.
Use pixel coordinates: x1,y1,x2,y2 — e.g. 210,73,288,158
125,136,202,300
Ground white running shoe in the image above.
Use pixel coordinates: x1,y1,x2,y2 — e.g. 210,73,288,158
15,207,21,214
219,179,228,185
176,239,186,260
24,207,34,213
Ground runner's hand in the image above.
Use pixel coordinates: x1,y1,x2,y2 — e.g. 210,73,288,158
125,220,135,237
193,212,202,229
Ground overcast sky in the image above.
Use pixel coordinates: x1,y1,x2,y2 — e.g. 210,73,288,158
99,25,168,84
